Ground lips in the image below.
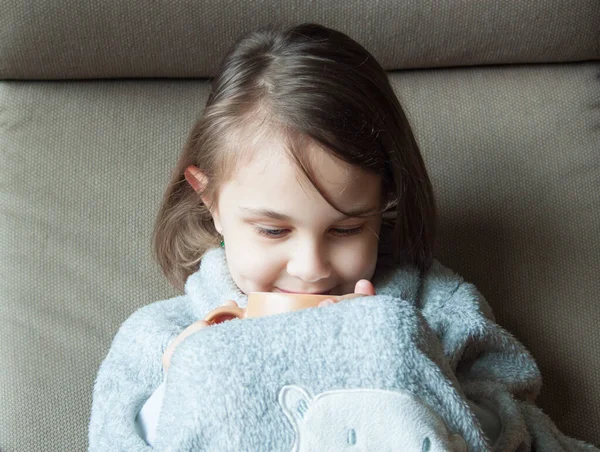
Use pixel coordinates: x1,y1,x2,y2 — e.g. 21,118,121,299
277,288,331,295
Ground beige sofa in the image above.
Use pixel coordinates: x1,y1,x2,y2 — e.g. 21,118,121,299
1,1,599,450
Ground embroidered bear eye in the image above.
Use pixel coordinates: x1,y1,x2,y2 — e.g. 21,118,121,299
422,437,431,451
346,428,357,445
295,399,308,418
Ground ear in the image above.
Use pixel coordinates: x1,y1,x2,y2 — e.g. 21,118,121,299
184,165,207,193
184,165,223,234
211,209,223,235
278,384,313,428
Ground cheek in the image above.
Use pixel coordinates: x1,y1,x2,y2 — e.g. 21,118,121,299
336,243,377,275
224,234,283,293
332,234,379,289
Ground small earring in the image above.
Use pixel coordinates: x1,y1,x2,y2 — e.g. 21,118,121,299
220,237,225,248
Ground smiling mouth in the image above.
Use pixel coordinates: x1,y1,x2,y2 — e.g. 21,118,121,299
276,288,332,295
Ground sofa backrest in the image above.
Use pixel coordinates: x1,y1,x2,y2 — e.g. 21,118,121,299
1,0,599,79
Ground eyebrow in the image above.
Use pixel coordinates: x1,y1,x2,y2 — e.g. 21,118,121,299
239,206,379,221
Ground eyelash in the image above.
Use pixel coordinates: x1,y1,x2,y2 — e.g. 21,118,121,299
255,226,363,239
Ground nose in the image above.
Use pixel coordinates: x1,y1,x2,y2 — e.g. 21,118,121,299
286,240,331,283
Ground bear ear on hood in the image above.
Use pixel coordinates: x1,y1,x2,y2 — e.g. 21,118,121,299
278,384,313,426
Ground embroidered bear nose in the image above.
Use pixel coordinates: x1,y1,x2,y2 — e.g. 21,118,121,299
422,436,431,451
346,428,357,445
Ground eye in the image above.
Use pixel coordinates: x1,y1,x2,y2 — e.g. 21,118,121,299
330,227,363,237
255,227,363,239
255,227,288,238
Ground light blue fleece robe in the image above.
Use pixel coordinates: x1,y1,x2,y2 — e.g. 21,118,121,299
88,247,599,451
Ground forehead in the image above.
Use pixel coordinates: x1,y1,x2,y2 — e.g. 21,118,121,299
223,136,381,216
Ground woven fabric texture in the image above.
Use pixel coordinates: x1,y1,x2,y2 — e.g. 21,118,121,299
1,62,599,451
0,0,599,79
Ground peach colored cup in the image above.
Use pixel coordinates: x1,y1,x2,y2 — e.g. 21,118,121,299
203,292,345,325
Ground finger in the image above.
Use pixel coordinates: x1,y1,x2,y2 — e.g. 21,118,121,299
318,286,375,307
354,279,376,296
318,298,334,307
335,293,363,301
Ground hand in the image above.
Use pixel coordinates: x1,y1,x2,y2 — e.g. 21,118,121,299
317,279,376,307
162,300,238,372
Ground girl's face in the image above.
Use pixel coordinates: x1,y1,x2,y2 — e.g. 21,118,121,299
203,138,382,296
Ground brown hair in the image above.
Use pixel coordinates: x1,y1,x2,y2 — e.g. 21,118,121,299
151,23,437,292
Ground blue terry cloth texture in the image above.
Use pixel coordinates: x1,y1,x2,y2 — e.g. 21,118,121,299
89,247,600,451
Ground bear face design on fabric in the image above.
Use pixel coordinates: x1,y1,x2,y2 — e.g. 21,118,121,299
278,385,467,452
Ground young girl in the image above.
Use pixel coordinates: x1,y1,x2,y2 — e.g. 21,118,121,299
89,23,598,451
